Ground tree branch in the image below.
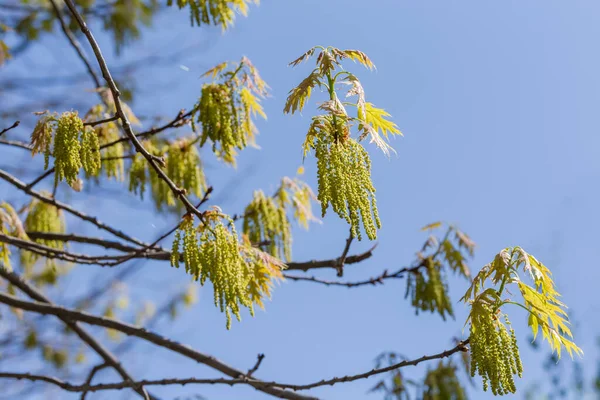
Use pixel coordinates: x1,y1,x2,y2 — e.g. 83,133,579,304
0,290,316,400
0,168,149,247
0,268,150,400
0,120,19,137
47,0,101,88
63,0,206,220
0,340,469,393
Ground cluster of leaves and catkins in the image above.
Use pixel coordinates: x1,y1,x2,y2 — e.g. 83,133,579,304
405,222,474,320
168,0,257,29
243,175,317,262
31,111,100,190
284,46,402,240
461,247,583,395
192,57,267,166
170,210,284,328
129,137,208,211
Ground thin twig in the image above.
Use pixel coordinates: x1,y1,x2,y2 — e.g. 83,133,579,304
48,0,101,88
0,120,19,137
0,138,32,151
246,354,265,377
84,115,118,127
80,363,108,400
335,230,353,277
100,108,195,150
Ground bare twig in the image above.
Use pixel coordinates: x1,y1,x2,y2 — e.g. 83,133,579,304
0,138,32,151
100,108,195,150
283,264,423,288
246,354,265,377
285,244,376,272
84,115,118,127
0,121,19,137
80,363,108,400
335,231,353,277
48,0,101,88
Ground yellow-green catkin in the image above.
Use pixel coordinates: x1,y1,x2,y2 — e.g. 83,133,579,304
53,112,84,187
314,129,380,240
80,126,101,177
243,190,292,262
469,308,522,396
171,214,253,329
86,105,125,181
196,83,241,165
405,259,453,320
21,198,66,274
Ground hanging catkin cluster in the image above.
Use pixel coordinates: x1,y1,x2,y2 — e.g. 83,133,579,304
192,57,267,165
85,105,125,181
243,190,292,262
167,0,257,29
404,222,474,319
422,361,467,400
469,308,522,395
0,202,26,271
285,46,401,240
405,258,453,320
21,197,67,272
171,212,284,328
171,213,252,329
129,138,207,210
30,111,101,189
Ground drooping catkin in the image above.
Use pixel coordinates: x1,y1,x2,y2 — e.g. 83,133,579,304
171,214,252,329
469,307,522,395
405,258,453,320
53,112,84,187
171,212,284,329
312,124,380,240
80,126,101,177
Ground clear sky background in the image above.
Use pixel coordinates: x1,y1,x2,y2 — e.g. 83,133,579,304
2,1,600,399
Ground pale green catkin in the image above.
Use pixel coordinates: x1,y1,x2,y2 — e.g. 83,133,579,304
313,126,380,240
53,112,84,187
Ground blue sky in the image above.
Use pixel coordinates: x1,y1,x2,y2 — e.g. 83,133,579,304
2,1,600,399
